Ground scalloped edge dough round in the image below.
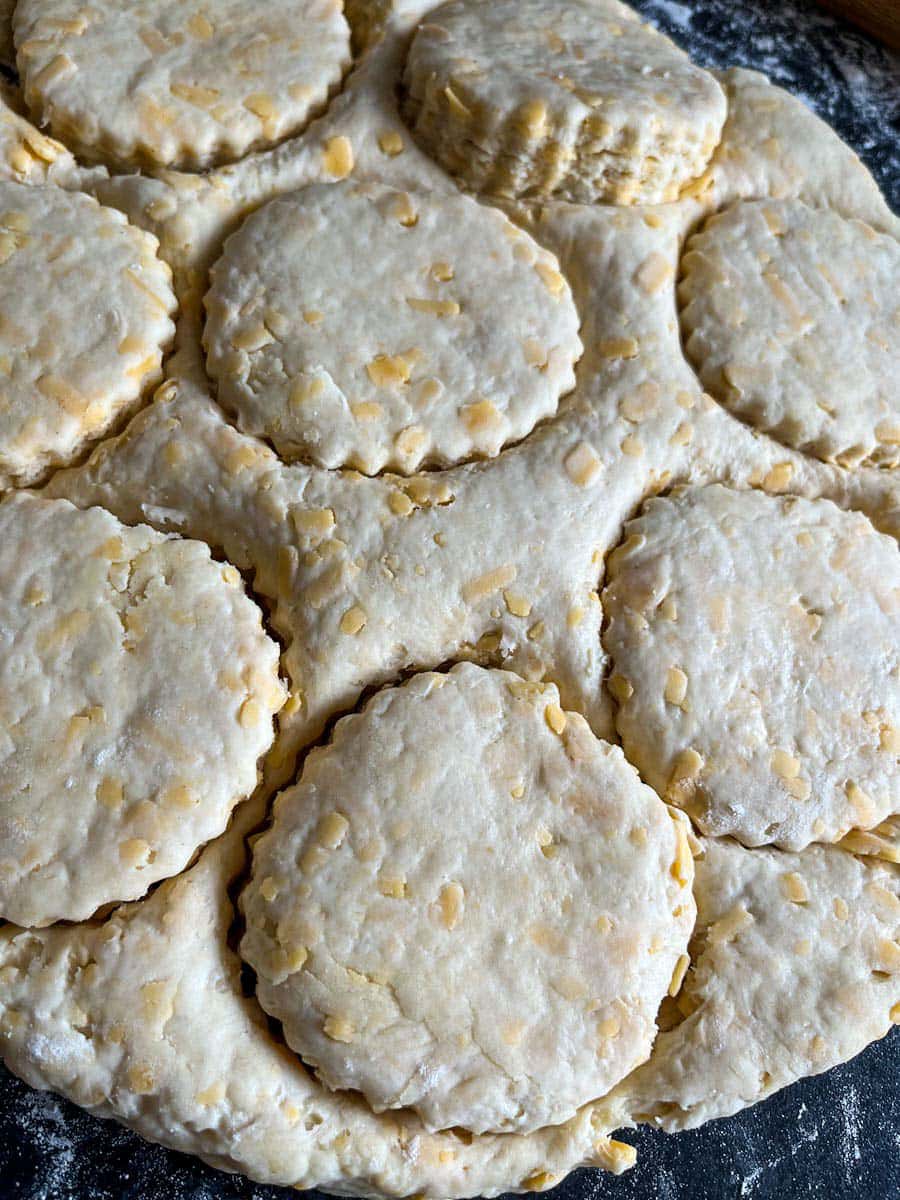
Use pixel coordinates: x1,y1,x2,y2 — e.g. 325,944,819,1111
13,0,351,170
0,796,640,1197
241,664,695,1135
603,836,900,1131
203,180,582,474
0,6,896,1196
402,0,727,204
0,180,176,489
602,484,900,851
0,493,286,927
679,199,900,469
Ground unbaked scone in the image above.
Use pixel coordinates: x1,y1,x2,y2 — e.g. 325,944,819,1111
679,200,900,468
0,805,638,1197
605,837,900,1130
402,0,727,204
13,0,351,170
602,485,900,851
0,0,896,1192
0,493,286,927
241,664,695,1135
203,180,582,473
0,180,176,489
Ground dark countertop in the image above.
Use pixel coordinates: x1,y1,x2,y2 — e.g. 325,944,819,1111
1,2,898,1198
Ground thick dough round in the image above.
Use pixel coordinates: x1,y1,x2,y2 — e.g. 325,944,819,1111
679,200,900,468
602,485,900,851
203,181,582,474
402,0,726,204
14,0,351,170
241,664,695,1135
606,837,900,1131
0,812,637,1197
0,180,176,489
0,494,286,926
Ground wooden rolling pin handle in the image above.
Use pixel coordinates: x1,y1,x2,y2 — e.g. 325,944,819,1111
818,0,900,50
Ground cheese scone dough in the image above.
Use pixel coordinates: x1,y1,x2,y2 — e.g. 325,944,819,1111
0,180,176,489
679,200,900,468
203,180,582,473
13,0,351,170
0,3,896,1192
0,794,640,1197
402,0,727,204
0,493,286,927
241,665,695,1136
605,837,900,1131
602,485,900,851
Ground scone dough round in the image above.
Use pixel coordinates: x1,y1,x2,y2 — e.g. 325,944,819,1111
0,494,286,927
402,0,727,205
602,485,900,851
203,181,582,474
610,837,900,1131
14,0,351,170
0,181,176,489
241,664,695,1135
679,200,900,468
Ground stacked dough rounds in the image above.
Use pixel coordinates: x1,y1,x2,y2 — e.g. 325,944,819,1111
13,0,351,170
203,181,582,473
241,664,695,1135
402,0,727,203
0,181,176,489
0,494,286,927
603,486,900,851
679,201,900,468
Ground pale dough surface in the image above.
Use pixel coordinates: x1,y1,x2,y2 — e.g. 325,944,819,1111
203,180,582,473
402,0,726,204
603,484,900,851
603,837,900,1131
0,493,285,927
0,179,176,488
680,199,900,468
0,4,897,1193
28,187,899,1192
0,793,637,1197
242,664,695,1135
13,0,351,170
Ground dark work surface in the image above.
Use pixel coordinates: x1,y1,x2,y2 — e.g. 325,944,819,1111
1,2,899,1199
1,1031,899,1200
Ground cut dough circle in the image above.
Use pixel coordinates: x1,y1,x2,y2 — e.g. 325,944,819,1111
0,493,286,927
607,836,900,1131
679,200,900,468
602,484,900,851
402,0,726,205
241,664,695,1135
0,180,176,489
203,180,582,474
0,817,636,1197
14,0,351,170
